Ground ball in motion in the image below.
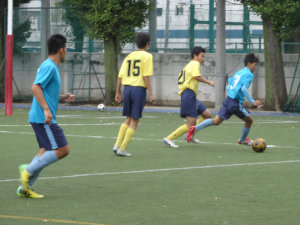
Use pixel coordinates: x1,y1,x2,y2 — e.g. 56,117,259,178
97,103,105,112
252,138,267,153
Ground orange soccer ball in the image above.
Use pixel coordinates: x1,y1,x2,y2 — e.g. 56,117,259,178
252,138,267,153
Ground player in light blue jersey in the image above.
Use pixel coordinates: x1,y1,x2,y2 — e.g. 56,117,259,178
186,53,261,146
17,34,75,198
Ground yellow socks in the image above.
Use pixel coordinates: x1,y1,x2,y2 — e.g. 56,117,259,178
114,123,129,148
165,117,205,141
120,127,136,151
196,117,205,125
166,124,189,140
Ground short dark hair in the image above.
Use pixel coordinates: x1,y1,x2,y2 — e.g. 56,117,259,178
244,53,259,66
136,32,150,49
47,34,67,55
191,46,206,58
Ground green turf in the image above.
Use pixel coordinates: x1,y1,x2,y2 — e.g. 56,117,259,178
0,107,300,225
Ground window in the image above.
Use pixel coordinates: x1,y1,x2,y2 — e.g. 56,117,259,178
157,8,162,16
176,5,184,15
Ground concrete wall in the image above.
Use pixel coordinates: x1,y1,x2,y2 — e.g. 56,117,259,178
12,52,299,106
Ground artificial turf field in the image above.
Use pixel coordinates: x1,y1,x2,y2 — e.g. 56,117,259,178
0,106,300,225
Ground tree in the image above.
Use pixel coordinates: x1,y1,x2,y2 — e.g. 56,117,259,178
241,0,300,110
13,13,31,54
0,0,31,100
284,29,300,53
61,0,152,104
59,1,85,52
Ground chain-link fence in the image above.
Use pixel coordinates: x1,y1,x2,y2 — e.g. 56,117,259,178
2,4,299,102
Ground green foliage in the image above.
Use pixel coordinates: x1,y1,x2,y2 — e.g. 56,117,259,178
13,15,31,54
242,0,300,40
63,0,152,48
14,0,31,7
59,1,85,52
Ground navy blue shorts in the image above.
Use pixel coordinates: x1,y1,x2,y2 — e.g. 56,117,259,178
218,96,250,120
180,89,207,118
31,123,68,150
123,86,147,119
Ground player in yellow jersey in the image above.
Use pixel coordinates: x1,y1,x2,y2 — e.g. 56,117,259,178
163,46,214,148
112,32,155,156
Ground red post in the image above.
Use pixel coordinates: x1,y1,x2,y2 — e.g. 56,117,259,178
5,35,14,115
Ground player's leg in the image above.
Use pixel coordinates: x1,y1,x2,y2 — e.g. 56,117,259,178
117,118,139,156
163,124,187,148
238,115,253,145
114,85,133,155
164,89,197,146
19,123,69,198
233,102,253,145
186,98,229,143
116,86,146,157
113,118,130,153
165,124,189,142
186,102,212,143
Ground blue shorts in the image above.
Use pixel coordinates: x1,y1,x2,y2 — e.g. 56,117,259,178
123,86,147,119
31,123,68,150
180,89,207,118
218,96,250,120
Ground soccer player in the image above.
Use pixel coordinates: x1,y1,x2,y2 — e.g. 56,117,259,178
112,32,154,157
163,46,215,148
17,34,75,198
186,53,261,145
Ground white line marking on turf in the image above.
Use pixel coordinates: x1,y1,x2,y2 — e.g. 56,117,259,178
1,160,300,182
0,130,299,149
57,115,157,119
0,123,119,127
223,121,300,124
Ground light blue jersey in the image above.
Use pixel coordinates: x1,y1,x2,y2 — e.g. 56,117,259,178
29,58,61,124
227,67,254,104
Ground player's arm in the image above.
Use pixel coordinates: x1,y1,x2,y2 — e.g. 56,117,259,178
195,76,215,87
241,74,261,107
31,84,52,124
241,85,261,107
143,76,155,103
115,77,122,103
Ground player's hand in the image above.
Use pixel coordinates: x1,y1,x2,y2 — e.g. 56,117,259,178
115,94,122,103
63,93,75,103
209,81,215,87
149,94,155,104
253,100,262,107
44,108,53,125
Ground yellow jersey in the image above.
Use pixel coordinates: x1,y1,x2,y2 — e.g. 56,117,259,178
118,50,153,88
178,60,201,95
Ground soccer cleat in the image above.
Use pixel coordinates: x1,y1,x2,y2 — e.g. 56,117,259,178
163,138,179,148
16,185,29,198
116,149,132,157
27,189,44,199
184,135,200,144
19,164,30,192
16,186,44,199
186,126,196,143
238,137,253,146
190,137,200,144
112,145,119,154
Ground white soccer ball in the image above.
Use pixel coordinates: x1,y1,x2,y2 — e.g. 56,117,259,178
97,103,105,112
